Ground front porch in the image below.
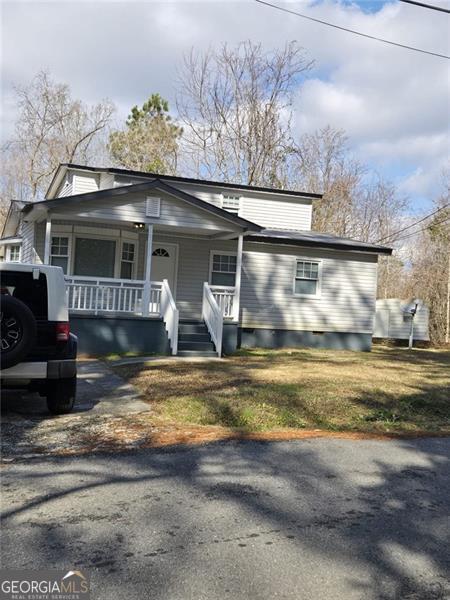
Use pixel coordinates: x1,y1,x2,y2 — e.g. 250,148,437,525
25,176,258,356
41,220,244,357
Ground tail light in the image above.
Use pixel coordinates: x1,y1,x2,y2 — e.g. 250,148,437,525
56,322,70,342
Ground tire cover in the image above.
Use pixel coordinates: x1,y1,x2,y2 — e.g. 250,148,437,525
1,295,37,369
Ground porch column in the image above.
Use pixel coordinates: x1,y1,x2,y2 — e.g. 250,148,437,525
43,217,52,264
233,234,244,322
142,224,154,317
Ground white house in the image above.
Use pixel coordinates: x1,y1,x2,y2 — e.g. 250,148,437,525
0,164,392,356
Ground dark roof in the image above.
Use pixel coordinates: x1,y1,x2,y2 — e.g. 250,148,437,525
49,163,323,200
248,229,392,255
23,178,262,232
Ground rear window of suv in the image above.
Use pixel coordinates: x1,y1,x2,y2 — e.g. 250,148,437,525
0,271,48,319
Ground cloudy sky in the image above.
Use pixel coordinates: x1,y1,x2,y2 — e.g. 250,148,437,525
1,0,449,212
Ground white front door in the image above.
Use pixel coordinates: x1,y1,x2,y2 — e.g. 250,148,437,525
151,243,178,296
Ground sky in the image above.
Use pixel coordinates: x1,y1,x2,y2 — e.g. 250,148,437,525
1,0,449,214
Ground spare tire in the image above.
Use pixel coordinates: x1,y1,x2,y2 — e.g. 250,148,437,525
1,295,37,369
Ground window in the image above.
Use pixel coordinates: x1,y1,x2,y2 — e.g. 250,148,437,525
210,253,237,286
222,195,241,214
50,236,69,273
8,245,21,262
294,260,321,296
121,241,136,279
74,238,116,278
152,248,170,257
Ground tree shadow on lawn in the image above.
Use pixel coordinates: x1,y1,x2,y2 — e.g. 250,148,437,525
1,436,449,599
113,349,450,433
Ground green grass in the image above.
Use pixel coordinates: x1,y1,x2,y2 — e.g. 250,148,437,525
112,347,450,434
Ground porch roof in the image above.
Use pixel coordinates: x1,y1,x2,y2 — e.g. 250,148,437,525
22,179,262,233
247,229,393,255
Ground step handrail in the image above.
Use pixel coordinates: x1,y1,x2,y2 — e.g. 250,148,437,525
202,282,223,357
160,279,179,355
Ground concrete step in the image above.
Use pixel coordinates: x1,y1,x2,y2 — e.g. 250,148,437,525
177,350,218,358
178,341,216,352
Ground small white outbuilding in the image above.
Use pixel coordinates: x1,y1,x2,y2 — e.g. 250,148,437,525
373,298,430,341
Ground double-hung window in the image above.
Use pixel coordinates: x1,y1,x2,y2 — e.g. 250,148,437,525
50,237,69,273
120,241,136,279
8,245,21,262
294,260,321,297
210,253,237,286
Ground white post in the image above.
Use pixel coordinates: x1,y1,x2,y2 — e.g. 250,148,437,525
43,217,52,264
142,224,154,317
408,314,414,350
233,234,244,322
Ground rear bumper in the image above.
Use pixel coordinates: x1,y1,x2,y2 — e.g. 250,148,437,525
1,359,77,381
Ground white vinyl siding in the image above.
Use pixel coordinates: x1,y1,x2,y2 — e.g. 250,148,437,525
20,221,36,263
240,243,378,334
72,172,99,195
172,182,313,231
241,197,312,230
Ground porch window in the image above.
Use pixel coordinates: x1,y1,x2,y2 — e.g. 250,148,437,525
211,253,236,286
120,241,135,279
8,245,21,262
294,260,321,297
74,238,116,278
50,237,69,273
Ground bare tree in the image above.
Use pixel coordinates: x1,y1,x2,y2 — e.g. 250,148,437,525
177,41,313,186
1,71,115,201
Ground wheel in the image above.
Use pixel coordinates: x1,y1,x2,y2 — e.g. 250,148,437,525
0,295,37,369
46,376,77,415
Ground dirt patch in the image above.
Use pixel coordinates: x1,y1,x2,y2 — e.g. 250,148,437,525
3,410,449,461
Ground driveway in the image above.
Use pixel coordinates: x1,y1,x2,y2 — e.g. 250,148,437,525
1,437,449,600
1,360,150,459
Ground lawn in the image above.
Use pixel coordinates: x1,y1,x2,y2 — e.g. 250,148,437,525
112,347,450,435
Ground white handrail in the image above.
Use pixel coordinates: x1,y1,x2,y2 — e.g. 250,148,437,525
65,276,162,315
209,285,236,319
160,279,179,355
202,282,223,357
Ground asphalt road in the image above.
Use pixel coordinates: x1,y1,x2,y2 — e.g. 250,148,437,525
1,438,449,600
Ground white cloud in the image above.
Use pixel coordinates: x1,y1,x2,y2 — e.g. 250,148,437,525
1,0,449,208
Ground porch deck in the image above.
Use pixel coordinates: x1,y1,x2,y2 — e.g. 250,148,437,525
65,275,237,357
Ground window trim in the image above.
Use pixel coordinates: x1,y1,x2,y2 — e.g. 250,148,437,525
120,239,137,279
6,244,22,262
209,250,238,288
220,194,242,216
50,235,71,274
50,227,139,279
293,258,322,299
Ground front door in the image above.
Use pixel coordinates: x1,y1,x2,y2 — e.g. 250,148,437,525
151,243,178,296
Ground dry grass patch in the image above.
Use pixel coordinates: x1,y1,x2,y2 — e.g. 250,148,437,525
112,347,450,435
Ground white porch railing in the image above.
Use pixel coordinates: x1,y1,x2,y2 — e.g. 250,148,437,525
202,282,223,357
65,276,162,315
210,286,236,320
160,279,179,355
